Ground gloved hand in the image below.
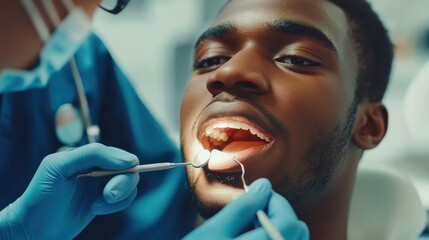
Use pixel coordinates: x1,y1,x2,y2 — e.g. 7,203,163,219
0,143,139,240
183,178,309,240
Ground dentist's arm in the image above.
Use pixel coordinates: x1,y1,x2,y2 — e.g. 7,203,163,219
0,143,139,240
183,178,309,240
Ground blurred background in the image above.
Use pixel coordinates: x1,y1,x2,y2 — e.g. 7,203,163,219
92,0,429,232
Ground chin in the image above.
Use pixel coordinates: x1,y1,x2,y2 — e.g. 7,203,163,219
187,171,245,219
193,195,225,219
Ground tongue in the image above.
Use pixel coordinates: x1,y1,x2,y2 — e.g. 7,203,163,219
222,141,268,153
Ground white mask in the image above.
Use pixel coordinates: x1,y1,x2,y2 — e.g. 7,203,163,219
0,0,91,93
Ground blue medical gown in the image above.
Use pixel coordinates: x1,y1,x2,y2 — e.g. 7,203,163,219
0,34,196,239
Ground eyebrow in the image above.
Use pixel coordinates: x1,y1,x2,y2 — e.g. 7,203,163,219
270,19,337,53
194,23,236,48
194,20,337,53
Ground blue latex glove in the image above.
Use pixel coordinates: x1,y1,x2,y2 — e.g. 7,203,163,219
0,143,139,240
183,178,309,240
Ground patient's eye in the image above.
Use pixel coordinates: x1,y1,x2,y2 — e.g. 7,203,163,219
275,55,320,67
193,56,230,70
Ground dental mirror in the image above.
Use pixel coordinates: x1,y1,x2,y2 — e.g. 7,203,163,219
190,149,211,168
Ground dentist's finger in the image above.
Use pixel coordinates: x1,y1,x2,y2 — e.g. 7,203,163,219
103,173,140,204
92,188,138,215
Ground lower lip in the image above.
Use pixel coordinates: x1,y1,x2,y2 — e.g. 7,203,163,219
207,142,273,172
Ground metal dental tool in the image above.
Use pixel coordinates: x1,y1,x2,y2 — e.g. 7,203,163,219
233,158,285,240
78,149,211,177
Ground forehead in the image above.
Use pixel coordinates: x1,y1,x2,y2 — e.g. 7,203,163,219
214,0,350,52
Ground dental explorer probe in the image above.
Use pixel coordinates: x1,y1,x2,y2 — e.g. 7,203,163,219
234,158,285,240
78,149,210,178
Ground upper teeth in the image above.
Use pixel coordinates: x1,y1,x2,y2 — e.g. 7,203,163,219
204,121,271,142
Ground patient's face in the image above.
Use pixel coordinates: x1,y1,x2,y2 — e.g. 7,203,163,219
180,0,359,218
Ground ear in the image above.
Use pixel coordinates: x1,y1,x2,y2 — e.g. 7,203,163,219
352,103,388,150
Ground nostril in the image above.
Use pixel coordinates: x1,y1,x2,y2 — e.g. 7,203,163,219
208,80,263,95
236,81,259,90
209,81,225,91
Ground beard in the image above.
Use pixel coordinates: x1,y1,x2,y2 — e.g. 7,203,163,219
280,98,358,205
183,98,359,219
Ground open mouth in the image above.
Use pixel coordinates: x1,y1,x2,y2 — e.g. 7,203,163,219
198,119,273,171
201,120,272,152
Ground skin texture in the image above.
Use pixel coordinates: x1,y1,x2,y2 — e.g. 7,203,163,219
0,0,100,70
180,0,388,239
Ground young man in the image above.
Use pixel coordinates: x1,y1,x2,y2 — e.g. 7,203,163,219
181,0,393,239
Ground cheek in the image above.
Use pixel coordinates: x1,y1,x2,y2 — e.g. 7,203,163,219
287,76,348,120
180,77,208,128
180,76,211,161
273,77,349,150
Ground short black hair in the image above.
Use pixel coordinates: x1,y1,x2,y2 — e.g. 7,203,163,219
328,0,394,102
223,0,394,102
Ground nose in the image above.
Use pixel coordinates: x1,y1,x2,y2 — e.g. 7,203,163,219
206,50,271,96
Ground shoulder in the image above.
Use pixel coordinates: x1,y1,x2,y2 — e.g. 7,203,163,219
73,32,117,72
77,33,111,58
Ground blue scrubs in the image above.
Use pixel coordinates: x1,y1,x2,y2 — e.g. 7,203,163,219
0,34,195,239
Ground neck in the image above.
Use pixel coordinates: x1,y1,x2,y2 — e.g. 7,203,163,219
72,0,100,18
298,195,350,239
295,153,359,240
